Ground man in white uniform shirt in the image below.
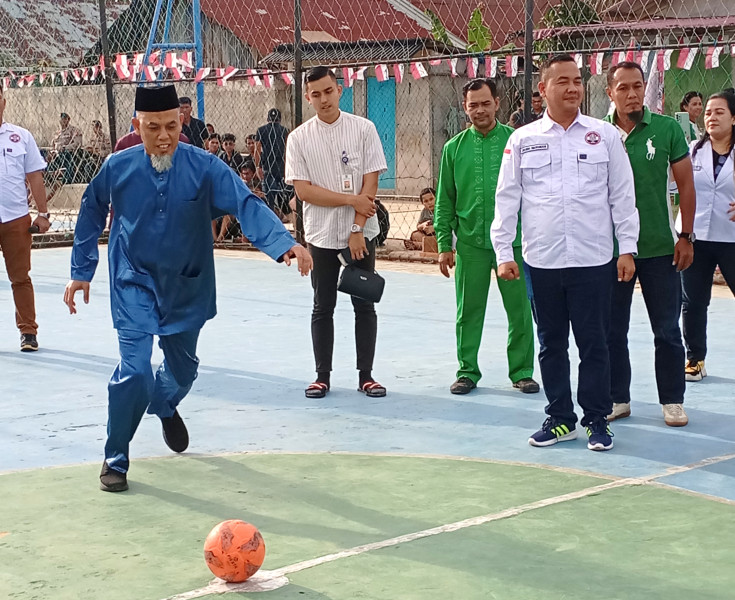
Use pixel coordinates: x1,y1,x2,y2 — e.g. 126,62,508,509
0,84,51,351
285,66,388,399
491,55,640,451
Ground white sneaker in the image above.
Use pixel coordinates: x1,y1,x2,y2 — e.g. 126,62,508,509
607,402,631,422
662,403,689,427
685,360,706,382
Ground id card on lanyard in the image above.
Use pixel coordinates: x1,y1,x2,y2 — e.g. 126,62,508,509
340,150,354,193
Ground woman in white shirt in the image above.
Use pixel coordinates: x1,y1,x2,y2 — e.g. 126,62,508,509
680,91,704,140
678,92,735,381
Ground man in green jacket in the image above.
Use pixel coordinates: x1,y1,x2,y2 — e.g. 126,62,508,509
435,78,538,395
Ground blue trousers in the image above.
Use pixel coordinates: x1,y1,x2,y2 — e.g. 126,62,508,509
528,261,615,426
105,329,200,473
608,255,685,405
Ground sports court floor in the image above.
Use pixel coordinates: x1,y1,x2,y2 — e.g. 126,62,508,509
2,248,734,600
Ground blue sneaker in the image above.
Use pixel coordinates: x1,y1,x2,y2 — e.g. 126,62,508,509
586,420,614,451
528,417,578,447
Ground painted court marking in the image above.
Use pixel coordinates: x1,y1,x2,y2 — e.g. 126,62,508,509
162,451,735,599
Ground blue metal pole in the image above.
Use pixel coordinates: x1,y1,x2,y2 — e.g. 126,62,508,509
158,0,175,80
192,0,205,121
142,0,164,68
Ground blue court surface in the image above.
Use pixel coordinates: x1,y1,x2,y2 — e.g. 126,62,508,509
1,247,734,599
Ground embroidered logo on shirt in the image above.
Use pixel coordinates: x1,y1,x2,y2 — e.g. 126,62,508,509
585,131,601,145
520,143,549,154
9,133,21,143
646,137,656,161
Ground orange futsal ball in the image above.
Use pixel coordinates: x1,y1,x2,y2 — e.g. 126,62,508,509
203,520,266,582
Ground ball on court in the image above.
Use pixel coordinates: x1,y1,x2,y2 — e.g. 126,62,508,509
203,520,266,582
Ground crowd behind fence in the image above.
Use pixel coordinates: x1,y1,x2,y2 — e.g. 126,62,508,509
2,0,735,253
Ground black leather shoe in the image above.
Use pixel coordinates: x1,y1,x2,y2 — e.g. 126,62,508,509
100,462,128,492
161,410,189,453
513,378,540,394
450,377,477,395
20,333,38,352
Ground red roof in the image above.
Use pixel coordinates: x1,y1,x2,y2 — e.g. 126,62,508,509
200,0,551,56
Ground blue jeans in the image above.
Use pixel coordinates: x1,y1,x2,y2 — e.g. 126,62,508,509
608,255,685,405
105,329,200,473
527,261,615,426
681,240,735,361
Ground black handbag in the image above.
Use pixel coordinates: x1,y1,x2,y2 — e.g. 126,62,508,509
337,264,386,303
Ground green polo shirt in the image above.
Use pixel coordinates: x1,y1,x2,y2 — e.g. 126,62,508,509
435,122,520,253
604,107,689,259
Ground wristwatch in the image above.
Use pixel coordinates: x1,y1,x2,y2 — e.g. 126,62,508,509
38,212,51,219
678,232,696,244
350,224,364,234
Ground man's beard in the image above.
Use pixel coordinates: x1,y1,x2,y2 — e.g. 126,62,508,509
150,153,174,173
627,110,644,124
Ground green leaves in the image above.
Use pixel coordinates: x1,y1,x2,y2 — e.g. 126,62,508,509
467,6,492,53
425,9,451,46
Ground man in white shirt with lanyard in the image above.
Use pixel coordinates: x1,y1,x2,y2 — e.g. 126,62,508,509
491,55,640,451
286,66,388,399
0,84,51,351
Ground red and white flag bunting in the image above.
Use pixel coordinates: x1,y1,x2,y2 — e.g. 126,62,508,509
91,66,100,79
505,56,519,77
656,49,674,71
39,73,47,84
1,77,8,91
589,52,604,75
263,70,275,88
164,52,177,69
61,71,68,85
355,66,368,80
572,53,583,69
705,46,724,69
82,67,90,81
485,56,497,77
449,58,458,77
342,67,354,87
195,67,210,83
281,72,295,85
247,69,262,86
375,64,389,82
393,64,404,83
72,69,81,83
179,51,194,71
142,66,156,82
170,67,183,80
677,47,698,70
640,50,651,74
216,68,225,86
114,55,130,79
428,58,443,66
466,57,478,78
410,62,428,79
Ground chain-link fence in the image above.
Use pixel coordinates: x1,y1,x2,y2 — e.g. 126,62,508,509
2,0,735,253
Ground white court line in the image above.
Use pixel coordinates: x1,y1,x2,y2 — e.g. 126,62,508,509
162,451,735,600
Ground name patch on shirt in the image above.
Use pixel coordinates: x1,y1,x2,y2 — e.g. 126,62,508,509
520,143,549,154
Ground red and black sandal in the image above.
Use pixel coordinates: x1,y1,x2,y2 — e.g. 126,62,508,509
358,380,387,398
305,382,329,399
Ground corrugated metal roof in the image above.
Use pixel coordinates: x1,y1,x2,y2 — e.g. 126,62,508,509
0,0,129,68
262,38,451,66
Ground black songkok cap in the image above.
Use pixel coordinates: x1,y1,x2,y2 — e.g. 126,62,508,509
135,85,179,112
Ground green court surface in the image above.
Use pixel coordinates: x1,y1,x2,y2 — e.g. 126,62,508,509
1,454,733,600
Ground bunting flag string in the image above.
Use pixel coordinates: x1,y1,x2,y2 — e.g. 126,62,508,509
485,56,497,78
410,62,428,79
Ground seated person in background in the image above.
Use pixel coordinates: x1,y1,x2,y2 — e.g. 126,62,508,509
405,187,436,251
206,123,215,138
239,161,265,198
46,112,84,188
207,133,221,155
243,134,257,164
86,120,111,158
220,133,245,171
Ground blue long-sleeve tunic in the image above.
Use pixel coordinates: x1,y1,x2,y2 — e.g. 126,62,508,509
71,143,296,335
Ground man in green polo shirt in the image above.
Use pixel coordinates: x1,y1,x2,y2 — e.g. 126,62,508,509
435,78,538,395
604,61,695,427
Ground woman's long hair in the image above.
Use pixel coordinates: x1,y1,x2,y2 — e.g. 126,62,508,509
680,90,703,112
692,92,735,159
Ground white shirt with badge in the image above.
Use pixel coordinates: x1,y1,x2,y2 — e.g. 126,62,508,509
491,111,639,269
0,122,47,223
285,111,387,249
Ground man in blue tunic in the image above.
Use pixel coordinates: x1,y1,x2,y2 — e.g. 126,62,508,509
63,85,311,492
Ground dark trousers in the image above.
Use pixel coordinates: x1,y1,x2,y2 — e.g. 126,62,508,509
528,261,615,426
608,255,685,405
0,214,37,335
681,240,735,361
309,240,377,374
106,329,200,473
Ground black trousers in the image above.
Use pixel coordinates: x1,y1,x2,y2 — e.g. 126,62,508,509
309,239,378,373
681,240,735,361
